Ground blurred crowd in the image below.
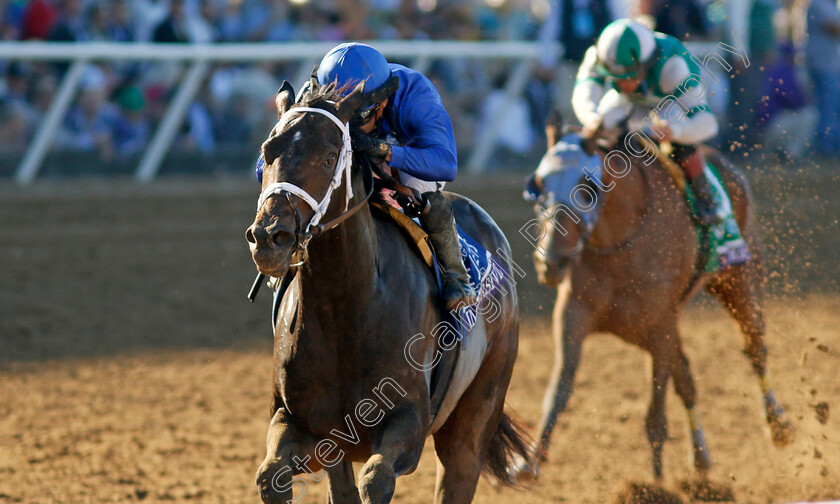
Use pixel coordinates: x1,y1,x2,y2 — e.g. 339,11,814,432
0,0,837,171
531,0,837,163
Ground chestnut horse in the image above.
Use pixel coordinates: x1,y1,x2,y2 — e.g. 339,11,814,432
521,115,794,479
245,79,532,504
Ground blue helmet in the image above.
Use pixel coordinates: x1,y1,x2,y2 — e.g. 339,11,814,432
317,42,391,92
316,43,399,117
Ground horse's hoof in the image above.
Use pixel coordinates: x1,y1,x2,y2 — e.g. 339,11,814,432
512,458,540,483
770,419,795,446
694,455,712,474
255,460,296,504
358,454,396,504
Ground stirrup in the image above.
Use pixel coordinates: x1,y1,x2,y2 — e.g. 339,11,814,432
442,276,477,312
695,207,724,226
694,199,727,226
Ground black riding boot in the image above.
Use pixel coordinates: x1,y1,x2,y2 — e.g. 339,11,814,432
420,191,478,311
677,148,725,226
686,173,725,226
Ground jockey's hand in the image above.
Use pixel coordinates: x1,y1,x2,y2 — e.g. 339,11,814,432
656,124,674,143
651,115,674,143
351,130,391,164
581,120,603,140
580,120,603,155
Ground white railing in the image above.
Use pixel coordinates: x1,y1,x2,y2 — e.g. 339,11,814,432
0,40,721,183
0,40,548,183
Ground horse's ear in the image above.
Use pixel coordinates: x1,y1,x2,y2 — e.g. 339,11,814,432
545,107,563,150
309,65,320,94
336,81,366,123
275,80,295,119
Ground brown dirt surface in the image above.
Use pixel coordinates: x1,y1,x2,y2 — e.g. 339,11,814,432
616,482,685,504
679,479,735,502
1,170,839,503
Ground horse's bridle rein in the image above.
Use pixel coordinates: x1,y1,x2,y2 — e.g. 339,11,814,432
255,106,374,268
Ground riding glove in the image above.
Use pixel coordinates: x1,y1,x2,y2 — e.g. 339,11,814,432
351,130,390,164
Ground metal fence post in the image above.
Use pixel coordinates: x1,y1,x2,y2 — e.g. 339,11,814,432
15,59,87,184
136,60,211,181
466,59,533,173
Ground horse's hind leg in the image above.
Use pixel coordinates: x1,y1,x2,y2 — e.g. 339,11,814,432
326,461,360,504
433,326,521,503
671,347,712,473
707,261,795,445
256,407,321,504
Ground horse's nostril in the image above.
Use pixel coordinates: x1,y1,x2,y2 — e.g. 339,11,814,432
272,230,295,248
246,224,273,247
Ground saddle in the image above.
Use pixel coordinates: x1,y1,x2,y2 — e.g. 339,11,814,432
369,200,434,268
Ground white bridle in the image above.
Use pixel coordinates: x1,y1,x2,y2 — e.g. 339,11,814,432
256,106,354,235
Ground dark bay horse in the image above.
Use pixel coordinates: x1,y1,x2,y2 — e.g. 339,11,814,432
245,79,532,503
520,115,794,479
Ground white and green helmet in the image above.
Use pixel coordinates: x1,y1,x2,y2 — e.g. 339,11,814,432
595,19,656,79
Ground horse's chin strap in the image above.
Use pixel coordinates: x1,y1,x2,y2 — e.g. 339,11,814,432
256,106,354,230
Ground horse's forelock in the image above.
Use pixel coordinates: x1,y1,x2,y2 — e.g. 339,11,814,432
261,85,347,164
298,81,346,108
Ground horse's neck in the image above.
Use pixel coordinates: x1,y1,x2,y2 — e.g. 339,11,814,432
299,192,378,334
588,159,649,249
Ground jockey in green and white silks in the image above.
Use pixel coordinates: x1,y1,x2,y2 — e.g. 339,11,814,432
572,18,725,225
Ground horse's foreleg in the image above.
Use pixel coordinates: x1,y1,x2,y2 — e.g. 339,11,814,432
707,262,795,446
671,347,712,473
646,330,676,480
256,407,321,504
358,408,425,504
326,461,360,504
535,296,590,465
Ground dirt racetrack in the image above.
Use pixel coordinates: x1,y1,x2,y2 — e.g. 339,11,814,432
1,166,839,504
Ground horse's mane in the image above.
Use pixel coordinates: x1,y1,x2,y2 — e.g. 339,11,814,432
297,81,345,108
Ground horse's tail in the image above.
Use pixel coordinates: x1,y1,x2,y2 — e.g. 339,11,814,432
482,410,536,487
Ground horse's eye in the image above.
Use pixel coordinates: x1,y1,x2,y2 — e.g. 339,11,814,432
324,153,337,168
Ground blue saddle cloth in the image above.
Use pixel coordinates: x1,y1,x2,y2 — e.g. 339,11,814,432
435,225,510,348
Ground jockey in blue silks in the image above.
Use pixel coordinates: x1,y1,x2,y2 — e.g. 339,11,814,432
316,42,477,311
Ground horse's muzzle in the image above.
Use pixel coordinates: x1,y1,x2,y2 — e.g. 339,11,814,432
246,218,296,278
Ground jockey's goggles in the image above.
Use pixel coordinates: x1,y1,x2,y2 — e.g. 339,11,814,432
353,74,400,124
595,59,642,80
